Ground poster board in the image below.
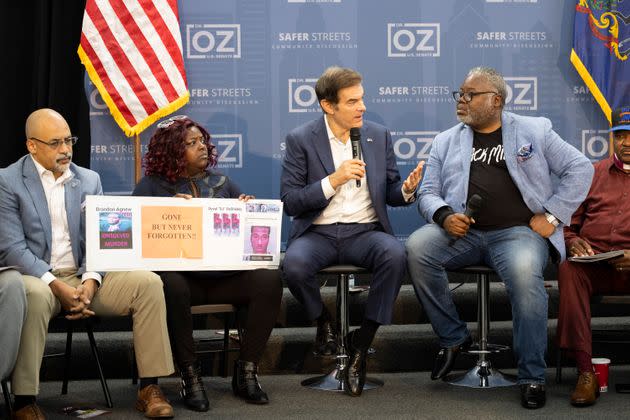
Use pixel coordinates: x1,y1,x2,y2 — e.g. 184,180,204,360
86,195,282,271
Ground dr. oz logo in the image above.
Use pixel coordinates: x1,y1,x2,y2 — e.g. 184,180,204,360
186,24,241,59
504,77,537,111
89,87,108,116
581,130,609,162
387,23,440,58
391,131,438,165
214,134,243,168
288,78,319,113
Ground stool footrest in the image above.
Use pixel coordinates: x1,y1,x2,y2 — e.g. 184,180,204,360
465,343,510,355
446,362,517,388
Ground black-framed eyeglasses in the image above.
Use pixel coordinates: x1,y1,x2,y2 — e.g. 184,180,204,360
29,136,78,149
157,114,188,129
452,91,499,103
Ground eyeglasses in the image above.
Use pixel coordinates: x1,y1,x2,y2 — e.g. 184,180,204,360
157,114,188,128
29,136,78,149
452,91,499,103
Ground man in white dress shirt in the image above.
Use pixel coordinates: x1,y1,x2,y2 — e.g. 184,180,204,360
280,66,423,396
0,109,175,419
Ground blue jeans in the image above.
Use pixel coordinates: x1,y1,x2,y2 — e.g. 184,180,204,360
406,223,549,384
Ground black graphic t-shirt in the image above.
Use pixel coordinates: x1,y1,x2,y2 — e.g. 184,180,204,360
468,128,533,230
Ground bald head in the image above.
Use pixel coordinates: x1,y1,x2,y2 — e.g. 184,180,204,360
25,108,69,140
25,108,73,179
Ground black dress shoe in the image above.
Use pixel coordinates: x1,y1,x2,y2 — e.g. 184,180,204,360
431,335,472,380
232,360,269,404
314,319,337,356
520,384,546,409
344,331,367,397
180,362,209,412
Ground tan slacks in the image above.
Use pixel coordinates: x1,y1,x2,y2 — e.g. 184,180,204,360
11,270,174,396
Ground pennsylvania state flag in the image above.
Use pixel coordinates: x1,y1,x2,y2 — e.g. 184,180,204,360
571,0,630,123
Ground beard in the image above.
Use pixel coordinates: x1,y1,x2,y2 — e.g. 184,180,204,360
456,100,498,129
53,153,72,174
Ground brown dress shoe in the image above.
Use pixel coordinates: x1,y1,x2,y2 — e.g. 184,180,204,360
11,403,46,420
136,384,174,418
571,371,600,407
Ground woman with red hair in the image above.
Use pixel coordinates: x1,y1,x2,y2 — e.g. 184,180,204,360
133,116,282,412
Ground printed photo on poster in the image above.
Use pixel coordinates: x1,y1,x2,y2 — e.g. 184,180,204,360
243,224,275,261
212,212,240,236
245,202,281,213
98,211,132,249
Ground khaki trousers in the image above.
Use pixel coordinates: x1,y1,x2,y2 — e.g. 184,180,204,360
11,270,174,396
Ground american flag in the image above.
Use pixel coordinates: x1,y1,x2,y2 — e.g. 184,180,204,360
78,0,189,136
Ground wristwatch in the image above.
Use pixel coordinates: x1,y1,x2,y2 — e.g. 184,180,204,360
545,212,559,227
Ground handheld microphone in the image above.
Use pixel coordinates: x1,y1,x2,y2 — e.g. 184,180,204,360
449,194,483,246
350,127,362,188
464,194,483,219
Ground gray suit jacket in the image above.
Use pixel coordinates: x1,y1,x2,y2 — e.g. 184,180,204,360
418,111,594,261
0,155,103,277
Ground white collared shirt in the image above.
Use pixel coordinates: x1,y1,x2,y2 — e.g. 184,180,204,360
312,116,380,225
31,156,101,285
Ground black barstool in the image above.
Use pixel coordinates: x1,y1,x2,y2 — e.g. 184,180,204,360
301,265,383,391
446,265,516,388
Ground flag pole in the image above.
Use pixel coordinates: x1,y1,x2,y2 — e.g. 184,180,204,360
134,134,141,184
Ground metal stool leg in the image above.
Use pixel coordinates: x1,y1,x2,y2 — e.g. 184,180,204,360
2,379,12,416
61,320,74,395
555,347,563,384
301,272,383,391
448,272,516,388
86,324,113,408
131,349,138,385
221,313,231,377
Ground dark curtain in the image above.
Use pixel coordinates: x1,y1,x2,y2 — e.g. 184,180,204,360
1,1,90,169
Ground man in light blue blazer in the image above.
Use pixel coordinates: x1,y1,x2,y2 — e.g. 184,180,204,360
406,67,593,409
281,66,423,396
0,109,175,419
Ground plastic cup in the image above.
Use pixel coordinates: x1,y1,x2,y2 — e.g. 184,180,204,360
592,357,610,392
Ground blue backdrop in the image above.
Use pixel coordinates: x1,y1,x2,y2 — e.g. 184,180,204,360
87,0,610,248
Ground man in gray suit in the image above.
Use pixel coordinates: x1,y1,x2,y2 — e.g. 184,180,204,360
0,109,174,419
406,67,593,409
0,269,26,381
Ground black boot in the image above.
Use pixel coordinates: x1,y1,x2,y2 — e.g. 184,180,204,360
180,362,209,412
344,330,367,397
232,360,269,404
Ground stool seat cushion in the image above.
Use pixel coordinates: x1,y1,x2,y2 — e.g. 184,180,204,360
319,265,368,274
451,265,494,275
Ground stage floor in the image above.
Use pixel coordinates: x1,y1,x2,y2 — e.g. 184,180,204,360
9,367,630,419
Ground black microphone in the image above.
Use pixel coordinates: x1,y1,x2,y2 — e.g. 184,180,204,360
449,194,483,246
464,194,483,219
350,127,362,187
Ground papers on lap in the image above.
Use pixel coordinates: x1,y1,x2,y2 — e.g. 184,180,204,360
568,250,625,263
86,195,283,271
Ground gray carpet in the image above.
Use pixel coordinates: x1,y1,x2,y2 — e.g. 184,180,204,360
8,367,630,419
